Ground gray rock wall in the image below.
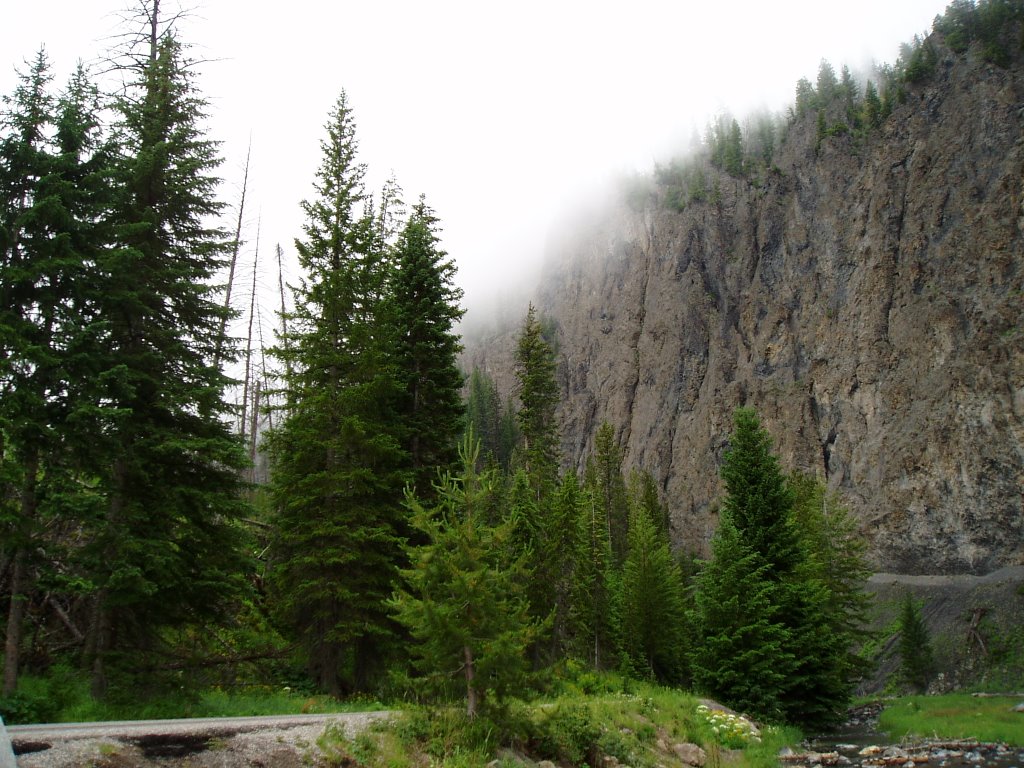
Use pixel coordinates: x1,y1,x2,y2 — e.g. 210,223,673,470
464,43,1024,575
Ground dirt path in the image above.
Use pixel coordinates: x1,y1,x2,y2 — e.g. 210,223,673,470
9,711,390,768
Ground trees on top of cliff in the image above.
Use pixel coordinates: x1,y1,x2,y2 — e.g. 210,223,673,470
690,408,866,729
932,0,1024,66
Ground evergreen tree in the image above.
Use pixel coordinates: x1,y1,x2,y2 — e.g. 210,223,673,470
862,80,882,129
266,90,405,695
690,519,794,722
627,467,670,541
790,472,874,669
571,481,619,670
794,77,817,118
897,594,934,693
691,409,856,728
816,60,839,102
620,502,688,683
466,367,501,468
83,34,250,698
0,49,58,698
1,59,114,696
584,422,630,566
391,434,538,718
543,472,585,658
389,196,465,495
514,303,560,494
720,409,800,574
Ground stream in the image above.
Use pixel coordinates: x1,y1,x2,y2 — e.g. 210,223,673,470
781,704,1024,767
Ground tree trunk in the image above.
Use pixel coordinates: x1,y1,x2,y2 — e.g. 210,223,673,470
90,455,127,699
464,645,479,718
3,447,39,697
3,548,27,697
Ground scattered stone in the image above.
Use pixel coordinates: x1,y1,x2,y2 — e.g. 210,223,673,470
672,742,706,766
537,761,557,768
1013,702,1024,713
0,717,15,768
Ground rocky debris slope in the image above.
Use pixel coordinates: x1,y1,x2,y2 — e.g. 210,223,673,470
464,37,1024,575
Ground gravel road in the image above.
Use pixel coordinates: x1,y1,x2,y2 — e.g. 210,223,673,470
7,711,391,767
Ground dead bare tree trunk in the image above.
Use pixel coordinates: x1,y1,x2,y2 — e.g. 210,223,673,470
240,219,260,443
215,140,251,367
249,379,261,484
148,0,160,61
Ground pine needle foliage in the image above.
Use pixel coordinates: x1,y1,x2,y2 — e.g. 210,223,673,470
391,434,539,718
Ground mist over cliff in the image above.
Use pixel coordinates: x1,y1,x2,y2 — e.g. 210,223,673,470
464,28,1024,576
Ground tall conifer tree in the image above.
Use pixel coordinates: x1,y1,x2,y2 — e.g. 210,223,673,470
514,303,559,494
392,435,538,718
83,35,248,698
266,91,405,695
389,197,465,495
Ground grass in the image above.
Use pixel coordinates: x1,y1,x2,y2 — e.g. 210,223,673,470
60,686,384,723
878,694,1024,746
0,665,385,724
317,678,803,768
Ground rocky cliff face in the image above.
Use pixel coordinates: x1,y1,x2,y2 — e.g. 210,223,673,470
464,41,1024,575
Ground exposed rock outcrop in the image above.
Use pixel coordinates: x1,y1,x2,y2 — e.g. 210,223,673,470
464,39,1024,575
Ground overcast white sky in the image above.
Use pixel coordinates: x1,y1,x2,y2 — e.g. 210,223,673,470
3,0,948,328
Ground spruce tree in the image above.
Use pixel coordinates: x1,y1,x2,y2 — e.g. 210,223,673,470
514,303,560,494
897,594,934,693
620,502,688,683
584,422,630,566
571,481,618,669
691,409,856,728
391,434,538,717
266,91,406,695
690,518,794,722
83,35,249,698
389,196,465,495
0,59,115,696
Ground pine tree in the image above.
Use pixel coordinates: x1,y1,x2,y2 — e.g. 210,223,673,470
690,518,794,722
514,303,560,494
466,367,502,468
691,409,856,728
720,409,800,574
862,81,882,129
897,594,934,693
584,422,630,566
0,49,58,698
389,196,465,495
82,34,249,698
391,434,539,717
789,472,874,671
266,90,406,695
571,481,618,669
620,501,688,683
627,467,669,542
